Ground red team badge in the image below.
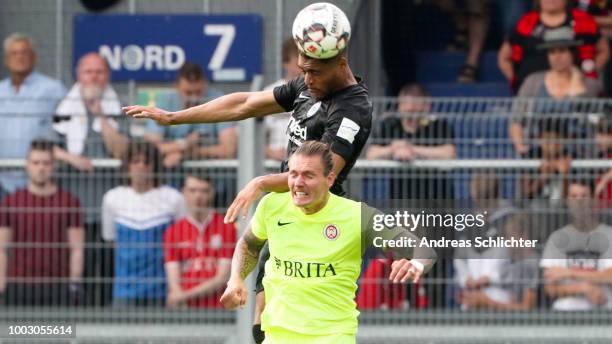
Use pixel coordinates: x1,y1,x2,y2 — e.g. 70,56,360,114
324,224,339,240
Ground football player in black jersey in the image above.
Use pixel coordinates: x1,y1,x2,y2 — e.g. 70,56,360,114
125,43,371,221
124,3,372,343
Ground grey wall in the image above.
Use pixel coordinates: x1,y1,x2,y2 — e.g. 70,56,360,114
0,0,376,101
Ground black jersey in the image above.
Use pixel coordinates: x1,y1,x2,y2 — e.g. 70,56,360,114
273,75,372,195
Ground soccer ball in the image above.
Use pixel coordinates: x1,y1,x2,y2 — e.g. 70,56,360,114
292,2,351,59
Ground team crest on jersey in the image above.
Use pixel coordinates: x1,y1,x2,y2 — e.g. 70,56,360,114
324,224,339,240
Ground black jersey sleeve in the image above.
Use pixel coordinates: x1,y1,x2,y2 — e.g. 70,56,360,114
272,75,306,112
321,101,371,164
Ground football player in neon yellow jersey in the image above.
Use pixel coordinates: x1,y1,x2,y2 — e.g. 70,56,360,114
220,141,436,343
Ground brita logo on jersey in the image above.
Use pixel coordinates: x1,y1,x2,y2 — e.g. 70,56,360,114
273,256,337,278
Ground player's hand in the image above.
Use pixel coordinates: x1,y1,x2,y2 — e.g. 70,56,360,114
224,179,264,223
220,278,247,309
123,105,172,125
389,259,423,284
544,267,574,282
585,284,607,306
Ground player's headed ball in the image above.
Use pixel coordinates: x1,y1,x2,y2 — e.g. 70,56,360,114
292,2,351,60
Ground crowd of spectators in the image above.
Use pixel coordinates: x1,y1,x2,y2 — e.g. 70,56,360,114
0,0,612,311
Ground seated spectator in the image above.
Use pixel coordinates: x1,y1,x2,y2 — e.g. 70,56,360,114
144,62,235,167
163,174,236,308
520,119,572,204
510,27,601,156
102,141,185,307
54,52,128,165
458,213,539,310
366,83,456,199
0,140,84,306
541,175,612,310
53,52,129,306
0,33,67,196
264,38,301,161
498,0,609,93
455,173,528,310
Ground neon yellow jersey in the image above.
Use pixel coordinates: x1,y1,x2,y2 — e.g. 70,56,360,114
251,192,366,336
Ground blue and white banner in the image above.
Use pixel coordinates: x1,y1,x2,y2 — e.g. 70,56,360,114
73,14,262,82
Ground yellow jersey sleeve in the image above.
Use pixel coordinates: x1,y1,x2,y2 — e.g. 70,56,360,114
250,193,270,240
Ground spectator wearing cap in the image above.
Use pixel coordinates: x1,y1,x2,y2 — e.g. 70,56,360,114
0,33,67,196
510,27,601,156
498,0,609,94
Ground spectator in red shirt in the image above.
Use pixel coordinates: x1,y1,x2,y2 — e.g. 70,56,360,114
163,174,236,308
498,0,609,93
573,0,612,36
573,0,612,94
0,139,85,306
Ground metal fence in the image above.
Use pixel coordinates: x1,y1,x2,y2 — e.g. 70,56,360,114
1,97,612,342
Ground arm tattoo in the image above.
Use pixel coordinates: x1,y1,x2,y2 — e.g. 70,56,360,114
233,230,266,280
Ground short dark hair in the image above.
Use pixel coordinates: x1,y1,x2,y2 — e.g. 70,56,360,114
299,48,347,64
182,172,213,188
567,171,596,195
29,139,55,155
398,83,429,98
121,141,163,187
282,37,299,64
177,62,206,82
290,141,334,175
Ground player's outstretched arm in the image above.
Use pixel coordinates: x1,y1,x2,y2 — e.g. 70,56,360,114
123,90,284,125
220,227,266,309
